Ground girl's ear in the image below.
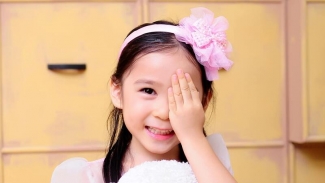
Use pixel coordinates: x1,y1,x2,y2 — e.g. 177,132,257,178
110,79,123,109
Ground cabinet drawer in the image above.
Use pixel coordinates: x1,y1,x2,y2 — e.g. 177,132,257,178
1,3,139,148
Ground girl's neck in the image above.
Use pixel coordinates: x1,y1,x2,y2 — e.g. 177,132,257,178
122,138,180,173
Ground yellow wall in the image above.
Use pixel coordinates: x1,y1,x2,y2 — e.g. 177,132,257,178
0,0,324,182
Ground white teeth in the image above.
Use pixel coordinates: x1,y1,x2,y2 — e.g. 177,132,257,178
147,127,173,135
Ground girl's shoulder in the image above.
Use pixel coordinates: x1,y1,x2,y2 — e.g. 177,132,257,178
50,133,233,183
51,157,105,183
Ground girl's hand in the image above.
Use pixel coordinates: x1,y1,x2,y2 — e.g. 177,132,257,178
168,70,237,183
168,69,205,142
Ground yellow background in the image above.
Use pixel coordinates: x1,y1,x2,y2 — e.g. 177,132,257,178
0,0,324,182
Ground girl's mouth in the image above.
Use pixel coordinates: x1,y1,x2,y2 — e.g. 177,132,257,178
145,126,175,140
146,126,174,135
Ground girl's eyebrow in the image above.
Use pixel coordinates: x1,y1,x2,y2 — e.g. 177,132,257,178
134,79,160,85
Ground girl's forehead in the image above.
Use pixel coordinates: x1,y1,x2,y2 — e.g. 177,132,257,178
133,50,200,75
124,49,203,89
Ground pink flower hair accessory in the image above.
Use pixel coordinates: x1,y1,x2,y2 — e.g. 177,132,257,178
176,7,233,80
119,7,233,81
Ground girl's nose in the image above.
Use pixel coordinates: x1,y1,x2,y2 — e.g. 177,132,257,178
152,97,169,121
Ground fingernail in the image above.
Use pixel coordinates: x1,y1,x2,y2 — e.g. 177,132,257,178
177,69,183,75
185,73,191,80
168,87,173,93
172,74,177,81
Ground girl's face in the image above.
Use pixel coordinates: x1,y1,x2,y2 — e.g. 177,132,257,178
111,48,203,160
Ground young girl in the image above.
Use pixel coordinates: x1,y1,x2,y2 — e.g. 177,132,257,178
51,7,236,183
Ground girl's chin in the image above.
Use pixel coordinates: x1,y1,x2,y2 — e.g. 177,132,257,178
144,143,180,157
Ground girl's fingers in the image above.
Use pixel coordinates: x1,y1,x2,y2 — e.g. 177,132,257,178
168,87,177,112
185,73,200,103
176,69,192,102
171,74,184,105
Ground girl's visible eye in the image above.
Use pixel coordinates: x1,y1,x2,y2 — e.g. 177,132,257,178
140,88,156,95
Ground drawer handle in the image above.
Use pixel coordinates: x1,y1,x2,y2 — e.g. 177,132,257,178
48,64,86,70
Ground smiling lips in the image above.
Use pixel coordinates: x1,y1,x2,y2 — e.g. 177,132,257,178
147,126,173,135
146,126,175,140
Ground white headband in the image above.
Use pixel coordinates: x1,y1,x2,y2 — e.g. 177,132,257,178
119,7,233,81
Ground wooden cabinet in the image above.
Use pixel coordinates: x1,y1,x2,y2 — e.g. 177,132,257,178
0,0,324,183
1,3,140,182
287,0,325,143
149,3,287,182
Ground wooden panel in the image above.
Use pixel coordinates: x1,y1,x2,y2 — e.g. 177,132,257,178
0,0,140,2
1,3,139,148
149,0,283,1
294,144,325,183
306,3,325,139
2,151,104,183
149,2,284,142
0,5,3,182
287,0,306,143
288,0,325,143
0,0,284,2
229,147,286,183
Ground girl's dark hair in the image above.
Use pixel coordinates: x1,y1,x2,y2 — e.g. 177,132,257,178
102,20,214,182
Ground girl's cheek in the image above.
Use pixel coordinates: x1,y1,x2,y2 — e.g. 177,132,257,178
131,95,153,106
